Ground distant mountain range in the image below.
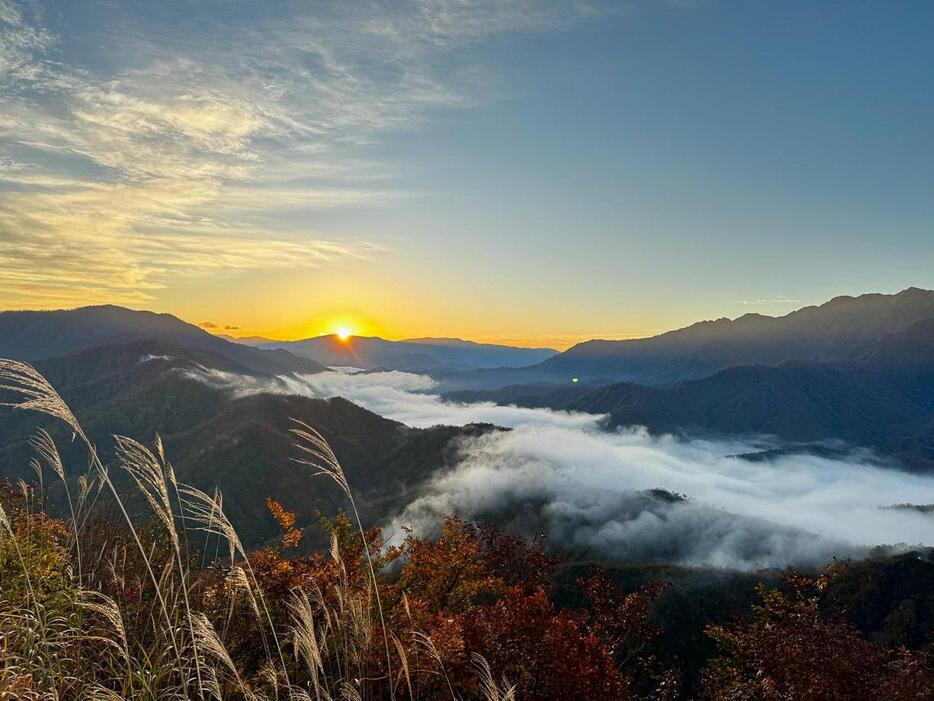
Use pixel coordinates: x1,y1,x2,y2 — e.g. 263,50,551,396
234,333,557,372
449,315,934,472
0,305,326,376
439,287,934,389
2,288,934,547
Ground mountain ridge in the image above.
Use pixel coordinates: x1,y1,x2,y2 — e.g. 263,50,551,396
446,316,934,472
0,305,327,376
252,333,558,372
440,287,934,390
0,337,490,548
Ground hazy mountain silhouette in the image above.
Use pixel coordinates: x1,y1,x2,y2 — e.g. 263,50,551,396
3,288,934,544
443,288,934,390
0,305,326,376
250,334,557,372
217,334,277,345
448,317,934,471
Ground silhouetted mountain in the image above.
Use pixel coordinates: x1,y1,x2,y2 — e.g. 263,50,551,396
253,334,557,372
860,317,934,407
4,289,934,547
0,305,326,376
572,363,923,443
218,334,278,345
0,339,488,548
443,288,934,389
450,319,934,471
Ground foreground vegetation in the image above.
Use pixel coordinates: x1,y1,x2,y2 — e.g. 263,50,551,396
0,359,931,699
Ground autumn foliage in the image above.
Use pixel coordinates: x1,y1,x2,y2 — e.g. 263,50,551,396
3,358,932,700
702,569,934,700
3,476,934,700
224,510,670,700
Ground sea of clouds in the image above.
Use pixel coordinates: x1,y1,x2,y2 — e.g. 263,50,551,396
182,365,934,569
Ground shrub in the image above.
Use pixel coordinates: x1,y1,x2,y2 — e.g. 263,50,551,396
702,570,934,700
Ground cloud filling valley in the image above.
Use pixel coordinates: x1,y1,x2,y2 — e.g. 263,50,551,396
184,365,934,569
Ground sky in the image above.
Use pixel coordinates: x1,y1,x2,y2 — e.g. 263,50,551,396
1,0,932,349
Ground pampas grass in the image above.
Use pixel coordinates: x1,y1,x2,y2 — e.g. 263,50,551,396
290,419,396,698
0,358,514,700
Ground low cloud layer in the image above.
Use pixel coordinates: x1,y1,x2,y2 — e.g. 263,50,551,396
183,366,599,431
388,424,934,569
184,366,934,569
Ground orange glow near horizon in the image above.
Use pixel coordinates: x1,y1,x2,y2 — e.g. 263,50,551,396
196,308,662,351
284,313,378,342
210,326,659,351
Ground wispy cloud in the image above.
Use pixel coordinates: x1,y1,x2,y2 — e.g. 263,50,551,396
198,321,239,331
0,1,606,308
0,173,382,307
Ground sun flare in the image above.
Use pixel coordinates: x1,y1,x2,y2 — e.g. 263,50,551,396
335,326,353,341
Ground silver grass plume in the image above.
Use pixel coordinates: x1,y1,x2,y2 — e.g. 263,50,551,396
77,590,129,663
290,418,394,697
192,611,254,700
113,435,179,552
471,653,516,701
0,358,83,437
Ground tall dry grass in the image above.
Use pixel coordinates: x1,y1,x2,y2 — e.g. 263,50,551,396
0,358,514,700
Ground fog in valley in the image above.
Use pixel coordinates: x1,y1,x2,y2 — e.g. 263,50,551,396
186,365,934,569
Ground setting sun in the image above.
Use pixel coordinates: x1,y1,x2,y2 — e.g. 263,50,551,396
335,326,353,341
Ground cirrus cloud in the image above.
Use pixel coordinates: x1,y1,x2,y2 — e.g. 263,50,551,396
0,1,612,308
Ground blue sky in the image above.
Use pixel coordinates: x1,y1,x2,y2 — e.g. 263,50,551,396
1,0,931,346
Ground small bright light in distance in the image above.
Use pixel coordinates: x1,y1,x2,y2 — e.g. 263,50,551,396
336,326,353,341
